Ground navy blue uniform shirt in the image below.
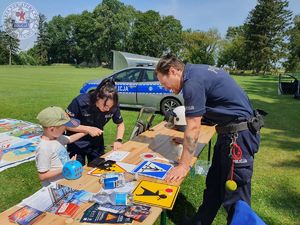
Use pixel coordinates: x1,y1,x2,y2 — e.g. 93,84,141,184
66,93,123,149
183,64,253,125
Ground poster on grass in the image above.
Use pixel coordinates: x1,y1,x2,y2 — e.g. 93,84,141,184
0,118,42,172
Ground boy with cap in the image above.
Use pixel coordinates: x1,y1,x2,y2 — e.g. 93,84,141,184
36,106,87,186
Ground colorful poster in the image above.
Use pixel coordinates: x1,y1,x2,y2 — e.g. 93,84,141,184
0,119,42,172
132,180,180,210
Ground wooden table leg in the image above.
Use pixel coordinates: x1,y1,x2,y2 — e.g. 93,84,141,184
207,140,212,162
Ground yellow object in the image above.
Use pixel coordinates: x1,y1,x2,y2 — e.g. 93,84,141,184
225,180,237,191
88,164,126,176
132,180,180,210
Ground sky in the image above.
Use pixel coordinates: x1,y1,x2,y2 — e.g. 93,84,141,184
1,0,299,51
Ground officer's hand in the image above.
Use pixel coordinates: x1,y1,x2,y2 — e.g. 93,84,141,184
165,164,189,183
87,127,103,137
113,141,122,150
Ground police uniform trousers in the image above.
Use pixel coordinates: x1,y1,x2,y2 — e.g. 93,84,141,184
68,136,105,166
193,129,260,225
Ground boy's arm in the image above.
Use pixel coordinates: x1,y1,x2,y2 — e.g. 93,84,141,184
67,125,103,137
68,132,87,143
38,168,62,181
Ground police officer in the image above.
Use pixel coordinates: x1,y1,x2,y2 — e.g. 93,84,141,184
155,54,261,225
66,78,125,166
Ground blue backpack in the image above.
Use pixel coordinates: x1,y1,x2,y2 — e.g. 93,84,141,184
230,200,266,225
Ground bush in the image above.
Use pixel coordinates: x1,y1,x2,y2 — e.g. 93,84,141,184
16,52,39,65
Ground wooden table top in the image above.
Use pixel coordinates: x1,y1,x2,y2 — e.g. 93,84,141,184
0,121,215,225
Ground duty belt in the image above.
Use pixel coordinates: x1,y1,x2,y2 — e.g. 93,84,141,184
215,121,249,134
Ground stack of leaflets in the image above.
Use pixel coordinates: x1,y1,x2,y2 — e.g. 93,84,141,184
80,203,132,224
94,203,151,222
124,204,151,222
55,202,79,217
97,203,127,214
20,183,92,218
8,205,45,225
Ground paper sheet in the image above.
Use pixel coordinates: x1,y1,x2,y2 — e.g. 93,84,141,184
105,151,129,161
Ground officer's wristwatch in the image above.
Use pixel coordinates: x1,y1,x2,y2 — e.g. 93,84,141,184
115,138,123,143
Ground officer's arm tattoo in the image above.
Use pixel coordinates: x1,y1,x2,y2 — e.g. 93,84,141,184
186,136,198,155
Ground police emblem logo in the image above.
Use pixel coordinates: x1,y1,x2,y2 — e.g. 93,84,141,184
2,2,39,40
105,114,113,118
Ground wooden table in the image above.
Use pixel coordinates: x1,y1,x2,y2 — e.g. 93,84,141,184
0,121,215,225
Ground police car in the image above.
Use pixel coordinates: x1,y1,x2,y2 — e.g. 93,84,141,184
80,67,183,115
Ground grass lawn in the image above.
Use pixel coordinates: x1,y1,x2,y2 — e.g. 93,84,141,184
0,65,299,225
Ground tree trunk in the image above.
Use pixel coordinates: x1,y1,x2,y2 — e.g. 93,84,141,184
9,48,11,65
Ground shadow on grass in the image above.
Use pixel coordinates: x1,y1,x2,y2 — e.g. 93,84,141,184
260,182,300,225
235,76,300,153
166,192,197,225
261,130,299,152
272,154,300,168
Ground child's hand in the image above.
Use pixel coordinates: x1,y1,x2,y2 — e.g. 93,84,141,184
71,154,77,161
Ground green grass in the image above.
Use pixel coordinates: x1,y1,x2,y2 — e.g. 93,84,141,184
0,66,299,225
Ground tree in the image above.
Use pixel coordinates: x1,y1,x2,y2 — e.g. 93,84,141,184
46,15,78,63
129,10,182,57
243,0,292,73
157,15,182,56
34,13,50,65
93,0,137,65
181,29,220,65
0,29,9,64
285,15,300,71
129,10,162,57
0,29,19,65
217,26,248,70
71,11,97,64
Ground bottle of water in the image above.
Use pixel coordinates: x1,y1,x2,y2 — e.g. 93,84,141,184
91,192,133,206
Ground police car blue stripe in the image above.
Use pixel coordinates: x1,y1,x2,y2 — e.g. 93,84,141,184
80,83,172,94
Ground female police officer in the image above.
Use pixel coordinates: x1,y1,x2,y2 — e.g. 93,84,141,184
65,78,125,165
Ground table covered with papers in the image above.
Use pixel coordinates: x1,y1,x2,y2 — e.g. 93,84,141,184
0,121,215,225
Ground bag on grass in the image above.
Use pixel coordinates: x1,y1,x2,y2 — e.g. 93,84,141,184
230,200,266,225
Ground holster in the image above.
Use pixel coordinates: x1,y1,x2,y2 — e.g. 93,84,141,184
247,112,263,133
216,109,267,134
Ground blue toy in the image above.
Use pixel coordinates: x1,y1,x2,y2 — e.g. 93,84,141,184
62,160,83,180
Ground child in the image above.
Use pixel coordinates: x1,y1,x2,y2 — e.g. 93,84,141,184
36,106,86,186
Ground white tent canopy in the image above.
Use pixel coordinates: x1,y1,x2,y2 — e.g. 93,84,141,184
112,50,160,71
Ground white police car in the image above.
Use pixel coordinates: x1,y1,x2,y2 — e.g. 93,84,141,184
80,67,183,115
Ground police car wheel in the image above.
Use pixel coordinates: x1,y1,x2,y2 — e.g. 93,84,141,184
161,98,181,116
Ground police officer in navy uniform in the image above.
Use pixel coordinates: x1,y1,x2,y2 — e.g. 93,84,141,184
155,54,263,225
66,78,125,166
